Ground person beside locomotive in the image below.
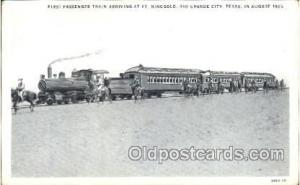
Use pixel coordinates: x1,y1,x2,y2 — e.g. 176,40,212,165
130,76,140,95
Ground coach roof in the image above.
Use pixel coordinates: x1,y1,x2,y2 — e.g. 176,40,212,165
125,65,202,75
209,71,241,75
241,72,275,78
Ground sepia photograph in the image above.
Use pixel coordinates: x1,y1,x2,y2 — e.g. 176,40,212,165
2,0,299,184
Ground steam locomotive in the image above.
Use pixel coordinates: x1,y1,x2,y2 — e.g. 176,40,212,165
36,66,134,105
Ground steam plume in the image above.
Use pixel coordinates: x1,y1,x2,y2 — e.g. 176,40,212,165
48,50,102,67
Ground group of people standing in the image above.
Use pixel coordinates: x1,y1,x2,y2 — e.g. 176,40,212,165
181,77,286,95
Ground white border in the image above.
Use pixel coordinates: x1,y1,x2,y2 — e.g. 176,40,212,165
2,0,299,185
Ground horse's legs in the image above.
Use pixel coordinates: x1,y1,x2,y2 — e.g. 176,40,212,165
28,100,34,112
107,93,112,104
13,101,18,114
97,95,100,104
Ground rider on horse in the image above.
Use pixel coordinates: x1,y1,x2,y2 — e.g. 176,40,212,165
16,78,25,101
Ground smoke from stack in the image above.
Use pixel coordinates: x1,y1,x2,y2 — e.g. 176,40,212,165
48,66,52,78
47,50,102,78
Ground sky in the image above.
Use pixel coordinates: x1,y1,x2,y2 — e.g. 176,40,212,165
3,0,298,91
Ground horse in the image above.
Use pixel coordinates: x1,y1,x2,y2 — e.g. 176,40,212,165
217,84,224,94
132,86,144,102
95,86,112,104
11,88,37,113
263,81,269,93
182,84,196,97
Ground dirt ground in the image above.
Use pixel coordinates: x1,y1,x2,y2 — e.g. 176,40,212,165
12,90,289,177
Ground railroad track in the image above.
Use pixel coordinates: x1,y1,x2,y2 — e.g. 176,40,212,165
11,89,286,110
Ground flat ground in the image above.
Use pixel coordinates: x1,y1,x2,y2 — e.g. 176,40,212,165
12,90,289,177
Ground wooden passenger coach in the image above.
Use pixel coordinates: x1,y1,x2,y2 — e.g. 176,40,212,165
241,72,276,89
123,65,202,97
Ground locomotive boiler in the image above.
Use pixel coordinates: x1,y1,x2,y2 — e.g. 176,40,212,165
37,66,108,105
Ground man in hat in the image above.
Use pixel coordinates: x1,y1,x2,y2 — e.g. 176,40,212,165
130,76,140,94
96,74,104,91
16,78,25,101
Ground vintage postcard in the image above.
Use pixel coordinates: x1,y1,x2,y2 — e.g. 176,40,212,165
1,0,299,184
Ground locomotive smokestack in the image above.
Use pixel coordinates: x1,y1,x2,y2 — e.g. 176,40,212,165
47,65,52,78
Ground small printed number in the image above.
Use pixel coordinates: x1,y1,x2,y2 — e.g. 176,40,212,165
271,179,287,183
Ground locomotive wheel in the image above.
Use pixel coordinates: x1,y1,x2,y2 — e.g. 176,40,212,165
71,99,78,103
57,100,63,105
46,99,54,105
120,95,125,100
86,95,92,103
71,96,78,103
64,100,69,104
146,93,152,98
